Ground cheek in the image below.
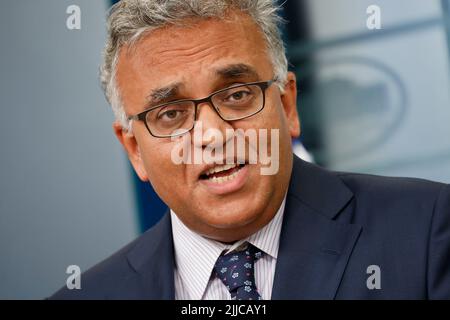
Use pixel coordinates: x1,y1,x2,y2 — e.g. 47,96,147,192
258,100,292,144
262,102,293,170
271,101,294,145
141,143,183,187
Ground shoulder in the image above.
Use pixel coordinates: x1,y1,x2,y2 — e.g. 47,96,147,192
336,170,446,203
49,212,171,300
49,234,142,300
291,156,448,217
292,156,448,226
335,170,449,216
333,171,450,298
332,169,449,236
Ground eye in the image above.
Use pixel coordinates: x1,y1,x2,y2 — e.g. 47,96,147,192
230,91,247,100
229,90,249,101
157,108,186,121
224,90,253,104
162,110,179,119
213,85,257,108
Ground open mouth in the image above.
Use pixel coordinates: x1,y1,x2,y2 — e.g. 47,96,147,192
200,163,246,184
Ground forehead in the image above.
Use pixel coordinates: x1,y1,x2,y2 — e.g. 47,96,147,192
126,12,269,70
116,12,273,112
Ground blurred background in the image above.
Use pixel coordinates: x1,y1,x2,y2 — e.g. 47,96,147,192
0,0,449,299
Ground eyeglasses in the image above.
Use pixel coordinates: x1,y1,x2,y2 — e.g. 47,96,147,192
128,79,277,138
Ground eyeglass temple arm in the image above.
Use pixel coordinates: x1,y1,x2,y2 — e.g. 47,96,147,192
128,115,140,121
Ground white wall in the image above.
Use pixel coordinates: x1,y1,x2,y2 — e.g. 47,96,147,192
0,0,138,299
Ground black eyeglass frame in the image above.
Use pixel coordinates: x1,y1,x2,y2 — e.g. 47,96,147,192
127,78,277,138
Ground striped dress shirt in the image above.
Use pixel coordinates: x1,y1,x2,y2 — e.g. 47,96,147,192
171,196,286,300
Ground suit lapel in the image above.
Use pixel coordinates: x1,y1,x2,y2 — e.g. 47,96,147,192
271,156,362,299
125,212,175,299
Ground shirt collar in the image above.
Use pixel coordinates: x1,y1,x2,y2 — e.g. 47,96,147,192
170,195,286,300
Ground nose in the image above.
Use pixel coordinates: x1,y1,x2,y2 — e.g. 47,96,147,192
193,102,234,149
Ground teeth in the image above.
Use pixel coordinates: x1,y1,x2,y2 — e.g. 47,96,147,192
205,163,238,176
205,165,243,184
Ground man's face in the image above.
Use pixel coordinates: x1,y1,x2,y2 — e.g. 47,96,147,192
114,12,300,242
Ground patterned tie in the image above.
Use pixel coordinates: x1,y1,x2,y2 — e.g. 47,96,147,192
214,243,263,300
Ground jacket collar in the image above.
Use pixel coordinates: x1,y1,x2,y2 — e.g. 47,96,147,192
271,155,362,299
126,212,175,299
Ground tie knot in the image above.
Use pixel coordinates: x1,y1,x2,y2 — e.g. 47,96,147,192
214,243,263,300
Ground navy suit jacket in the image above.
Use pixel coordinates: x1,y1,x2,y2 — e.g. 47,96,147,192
51,155,450,299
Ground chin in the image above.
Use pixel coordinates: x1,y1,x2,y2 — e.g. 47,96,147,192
202,208,261,230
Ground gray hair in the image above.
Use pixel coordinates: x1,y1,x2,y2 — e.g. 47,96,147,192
100,0,288,130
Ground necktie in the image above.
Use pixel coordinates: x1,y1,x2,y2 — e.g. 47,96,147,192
214,243,263,300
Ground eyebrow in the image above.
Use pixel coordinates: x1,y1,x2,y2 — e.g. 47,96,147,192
146,82,182,106
215,63,260,80
145,64,260,107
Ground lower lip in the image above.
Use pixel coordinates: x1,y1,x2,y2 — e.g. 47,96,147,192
199,165,249,195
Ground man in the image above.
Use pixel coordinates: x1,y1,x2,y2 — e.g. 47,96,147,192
52,0,450,299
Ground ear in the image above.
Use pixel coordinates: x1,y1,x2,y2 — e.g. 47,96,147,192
280,71,301,138
113,121,149,182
